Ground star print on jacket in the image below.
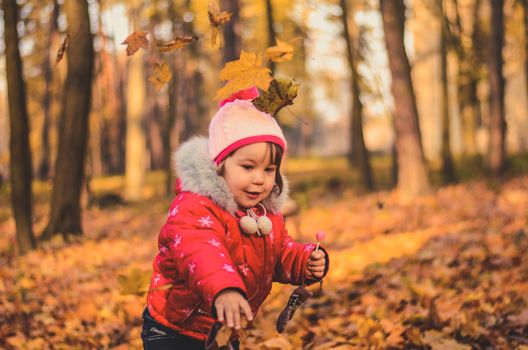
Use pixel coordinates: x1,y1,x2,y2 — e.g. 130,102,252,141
222,263,236,273
172,235,182,248
198,216,214,227
168,205,179,217
188,262,196,274
208,238,221,247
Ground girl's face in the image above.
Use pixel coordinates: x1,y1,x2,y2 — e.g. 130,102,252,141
222,142,278,209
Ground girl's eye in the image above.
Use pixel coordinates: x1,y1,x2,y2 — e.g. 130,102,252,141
242,165,253,170
265,167,276,173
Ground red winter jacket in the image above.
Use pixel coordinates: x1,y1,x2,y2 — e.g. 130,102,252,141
146,137,326,340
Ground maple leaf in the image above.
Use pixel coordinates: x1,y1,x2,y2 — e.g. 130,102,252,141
148,62,173,91
157,35,198,52
215,51,272,101
252,77,300,117
121,31,149,56
118,268,150,296
55,35,69,66
208,0,232,47
266,38,294,63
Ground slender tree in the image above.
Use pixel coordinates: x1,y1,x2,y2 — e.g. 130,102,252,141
124,8,147,201
265,0,277,73
487,0,506,174
165,0,180,196
454,0,482,156
3,0,37,253
339,0,373,190
222,0,241,62
42,0,94,239
38,0,60,180
380,0,430,197
180,0,208,142
439,0,455,183
521,0,528,106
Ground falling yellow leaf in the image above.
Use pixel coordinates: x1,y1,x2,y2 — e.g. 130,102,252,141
215,51,272,101
208,0,232,47
157,35,197,52
148,62,173,92
121,31,149,56
266,38,294,63
118,268,150,296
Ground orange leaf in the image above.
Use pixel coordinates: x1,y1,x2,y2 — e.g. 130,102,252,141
215,51,272,101
266,38,294,63
157,35,197,52
121,31,149,56
55,35,69,66
208,0,232,47
148,62,173,92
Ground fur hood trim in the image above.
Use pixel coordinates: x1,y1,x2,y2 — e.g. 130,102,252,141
173,137,289,215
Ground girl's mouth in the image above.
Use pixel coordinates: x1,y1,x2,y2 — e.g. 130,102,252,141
245,191,260,199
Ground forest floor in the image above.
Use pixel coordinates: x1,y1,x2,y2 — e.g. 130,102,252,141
0,168,527,349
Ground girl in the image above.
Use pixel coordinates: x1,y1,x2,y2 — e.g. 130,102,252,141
142,91,329,350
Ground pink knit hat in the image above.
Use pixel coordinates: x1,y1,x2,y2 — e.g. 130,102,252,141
208,91,287,165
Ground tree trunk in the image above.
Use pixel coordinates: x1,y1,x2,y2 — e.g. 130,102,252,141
180,0,208,141
265,0,276,73
222,0,241,62
3,0,37,253
125,9,147,201
487,0,506,174
522,0,528,107
42,0,94,240
380,0,430,198
454,0,481,155
164,1,180,197
340,0,373,190
38,0,59,180
440,0,455,183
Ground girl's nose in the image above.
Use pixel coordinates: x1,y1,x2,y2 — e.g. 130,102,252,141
252,170,265,184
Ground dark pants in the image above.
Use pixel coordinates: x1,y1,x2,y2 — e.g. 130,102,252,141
141,308,239,350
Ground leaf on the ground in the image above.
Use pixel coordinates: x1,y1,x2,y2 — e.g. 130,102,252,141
157,35,197,52
148,62,173,91
118,268,150,296
55,35,69,66
422,330,471,350
260,336,292,350
215,51,272,101
252,77,300,117
121,31,149,56
507,308,528,325
266,38,294,63
208,0,232,47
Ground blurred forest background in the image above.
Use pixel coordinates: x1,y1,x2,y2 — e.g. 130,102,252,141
1,0,528,349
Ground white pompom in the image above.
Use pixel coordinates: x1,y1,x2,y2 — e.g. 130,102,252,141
240,216,258,235
257,216,273,235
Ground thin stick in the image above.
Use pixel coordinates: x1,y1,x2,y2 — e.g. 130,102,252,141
314,242,320,253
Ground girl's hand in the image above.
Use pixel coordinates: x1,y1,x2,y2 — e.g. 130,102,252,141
305,249,326,280
214,289,253,329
